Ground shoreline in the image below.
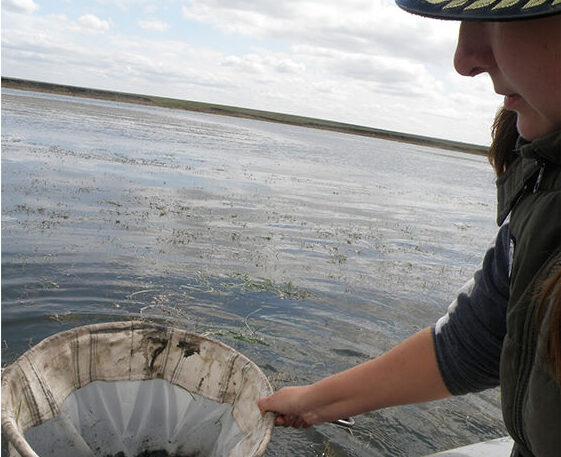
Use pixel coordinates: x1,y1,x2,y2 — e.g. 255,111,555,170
1,76,488,156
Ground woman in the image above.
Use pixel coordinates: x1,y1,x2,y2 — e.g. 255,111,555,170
258,2,561,456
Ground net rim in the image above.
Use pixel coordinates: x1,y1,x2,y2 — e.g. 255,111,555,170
2,320,274,457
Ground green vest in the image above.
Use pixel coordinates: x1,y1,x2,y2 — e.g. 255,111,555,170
497,131,561,457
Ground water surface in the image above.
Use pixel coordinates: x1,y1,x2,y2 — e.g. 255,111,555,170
1,89,505,456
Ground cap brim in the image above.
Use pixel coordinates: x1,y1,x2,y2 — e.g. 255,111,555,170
395,0,561,21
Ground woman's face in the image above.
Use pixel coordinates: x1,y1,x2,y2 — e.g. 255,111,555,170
454,15,561,141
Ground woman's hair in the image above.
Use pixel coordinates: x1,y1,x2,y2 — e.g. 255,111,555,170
488,106,519,177
536,257,561,384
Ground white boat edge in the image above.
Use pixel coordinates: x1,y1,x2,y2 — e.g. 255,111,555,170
424,436,514,457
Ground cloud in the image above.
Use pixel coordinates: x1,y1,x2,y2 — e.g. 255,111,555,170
174,0,503,143
138,20,170,31
221,53,305,76
2,0,39,14
181,0,458,66
96,0,156,13
78,14,110,33
1,1,503,144
143,5,159,14
179,1,461,106
2,11,234,94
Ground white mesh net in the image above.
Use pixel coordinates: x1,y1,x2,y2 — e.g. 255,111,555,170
1,321,274,457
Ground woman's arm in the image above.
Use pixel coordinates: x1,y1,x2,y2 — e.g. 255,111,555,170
258,327,451,427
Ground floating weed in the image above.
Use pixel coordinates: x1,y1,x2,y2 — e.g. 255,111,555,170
314,440,346,457
138,301,269,347
225,273,313,300
227,327,268,346
203,308,269,346
201,328,268,346
39,278,60,290
329,253,347,265
129,272,311,346
49,312,72,323
127,289,162,299
230,329,261,343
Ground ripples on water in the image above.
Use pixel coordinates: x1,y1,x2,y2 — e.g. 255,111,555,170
1,89,506,456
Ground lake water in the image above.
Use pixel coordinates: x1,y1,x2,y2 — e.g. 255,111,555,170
1,89,507,456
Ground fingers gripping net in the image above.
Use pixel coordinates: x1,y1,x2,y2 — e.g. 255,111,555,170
1,321,274,457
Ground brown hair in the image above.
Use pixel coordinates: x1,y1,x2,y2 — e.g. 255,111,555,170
488,106,519,177
536,258,561,384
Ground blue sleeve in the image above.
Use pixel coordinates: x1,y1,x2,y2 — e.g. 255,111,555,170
432,224,510,395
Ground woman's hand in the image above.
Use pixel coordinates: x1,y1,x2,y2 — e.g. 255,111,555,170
257,385,317,428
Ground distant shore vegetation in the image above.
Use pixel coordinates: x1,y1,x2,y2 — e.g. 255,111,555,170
2,77,488,156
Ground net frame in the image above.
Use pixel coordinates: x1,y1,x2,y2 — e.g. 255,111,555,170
1,320,274,457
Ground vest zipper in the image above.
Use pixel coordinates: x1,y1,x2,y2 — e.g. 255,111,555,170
511,306,537,451
533,159,547,193
502,160,546,225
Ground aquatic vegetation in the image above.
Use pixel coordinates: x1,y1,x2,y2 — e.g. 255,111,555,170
315,440,348,457
225,273,314,300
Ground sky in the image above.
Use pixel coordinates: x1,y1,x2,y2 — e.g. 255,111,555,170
2,0,504,145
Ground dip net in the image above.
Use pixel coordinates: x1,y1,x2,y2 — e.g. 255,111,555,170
1,321,274,457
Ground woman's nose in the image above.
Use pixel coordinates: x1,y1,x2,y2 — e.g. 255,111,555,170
454,22,496,77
